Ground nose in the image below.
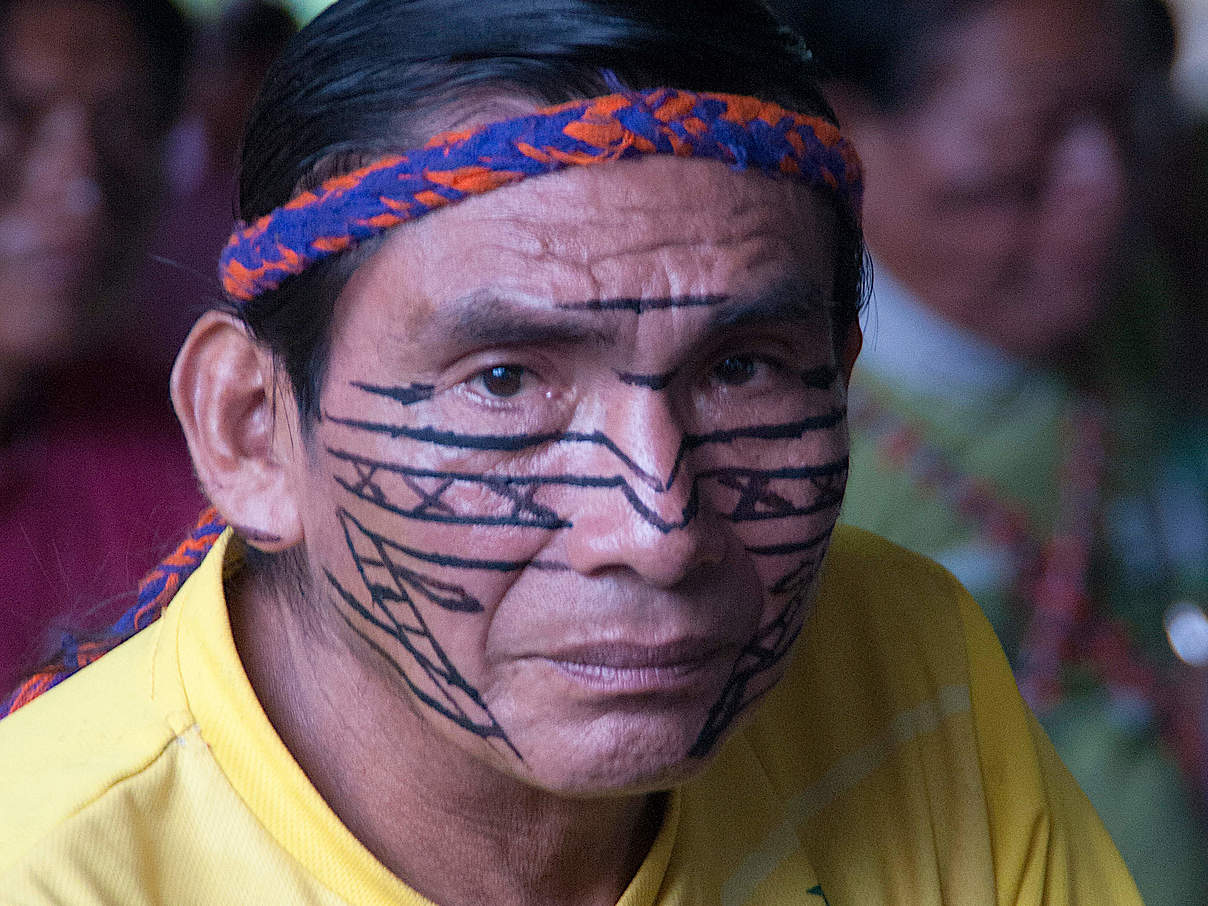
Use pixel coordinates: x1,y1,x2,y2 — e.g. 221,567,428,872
563,390,728,587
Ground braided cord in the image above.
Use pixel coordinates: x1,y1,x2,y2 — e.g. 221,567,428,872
220,87,862,302
0,508,227,718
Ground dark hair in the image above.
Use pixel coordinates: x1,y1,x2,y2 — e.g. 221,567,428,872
765,0,994,110
231,0,868,421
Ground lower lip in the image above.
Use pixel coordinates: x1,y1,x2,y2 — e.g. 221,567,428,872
542,657,723,695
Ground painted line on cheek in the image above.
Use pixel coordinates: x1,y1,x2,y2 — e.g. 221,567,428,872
329,450,845,535
377,540,569,573
743,528,834,557
324,407,847,500
329,522,525,760
698,458,849,482
332,595,524,761
340,508,485,612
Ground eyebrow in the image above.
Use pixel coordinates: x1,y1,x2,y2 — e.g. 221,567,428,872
414,291,618,349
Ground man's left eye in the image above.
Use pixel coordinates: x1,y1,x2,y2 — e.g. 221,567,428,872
711,355,760,386
477,364,527,398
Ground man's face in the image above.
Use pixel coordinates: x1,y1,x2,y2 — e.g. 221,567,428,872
289,157,850,794
853,0,1130,355
0,0,158,378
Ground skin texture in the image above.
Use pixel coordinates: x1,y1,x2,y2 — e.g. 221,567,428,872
0,0,159,408
838,0,1129,357
175,155,859,906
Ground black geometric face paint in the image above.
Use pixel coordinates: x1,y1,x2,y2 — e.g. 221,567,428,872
323,293,847,761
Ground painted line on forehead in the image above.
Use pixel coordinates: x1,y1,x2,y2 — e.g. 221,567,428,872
616,368,678,391
553,283,829,326
555,295,729,315
391,287,832,376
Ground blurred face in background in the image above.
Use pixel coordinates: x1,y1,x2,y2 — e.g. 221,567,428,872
0,0,160,391
847,0,1130,357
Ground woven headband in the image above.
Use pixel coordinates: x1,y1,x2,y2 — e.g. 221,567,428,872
219,87,863,303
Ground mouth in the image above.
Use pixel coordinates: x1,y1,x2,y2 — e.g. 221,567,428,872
533,641,734,695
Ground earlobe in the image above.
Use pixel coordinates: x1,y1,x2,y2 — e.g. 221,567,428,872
171,310,304,552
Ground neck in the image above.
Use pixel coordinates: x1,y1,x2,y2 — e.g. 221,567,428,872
230,565,662,906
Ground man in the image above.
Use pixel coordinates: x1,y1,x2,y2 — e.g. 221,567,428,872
0,1,1141,902
768,0,1208,902
0,0,202,694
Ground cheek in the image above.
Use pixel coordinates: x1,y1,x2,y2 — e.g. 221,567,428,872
310,403,570,662
697,424,849,609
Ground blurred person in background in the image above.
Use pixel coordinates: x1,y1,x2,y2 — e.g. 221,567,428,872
769,0,1208,902
0,0,202,696
136,0,296,368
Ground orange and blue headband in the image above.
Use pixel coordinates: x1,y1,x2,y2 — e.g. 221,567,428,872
219,87,863,303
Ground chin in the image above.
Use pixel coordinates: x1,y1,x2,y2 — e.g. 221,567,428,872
503,708,720,798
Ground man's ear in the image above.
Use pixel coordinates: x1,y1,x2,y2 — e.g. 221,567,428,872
840,320,863,384
171,310,304,552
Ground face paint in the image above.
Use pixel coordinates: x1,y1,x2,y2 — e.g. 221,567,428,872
295,157,848,793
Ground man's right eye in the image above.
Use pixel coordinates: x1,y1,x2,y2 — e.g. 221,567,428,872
474,364,527,398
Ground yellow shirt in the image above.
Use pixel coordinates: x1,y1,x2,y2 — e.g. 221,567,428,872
0,527,1140,905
